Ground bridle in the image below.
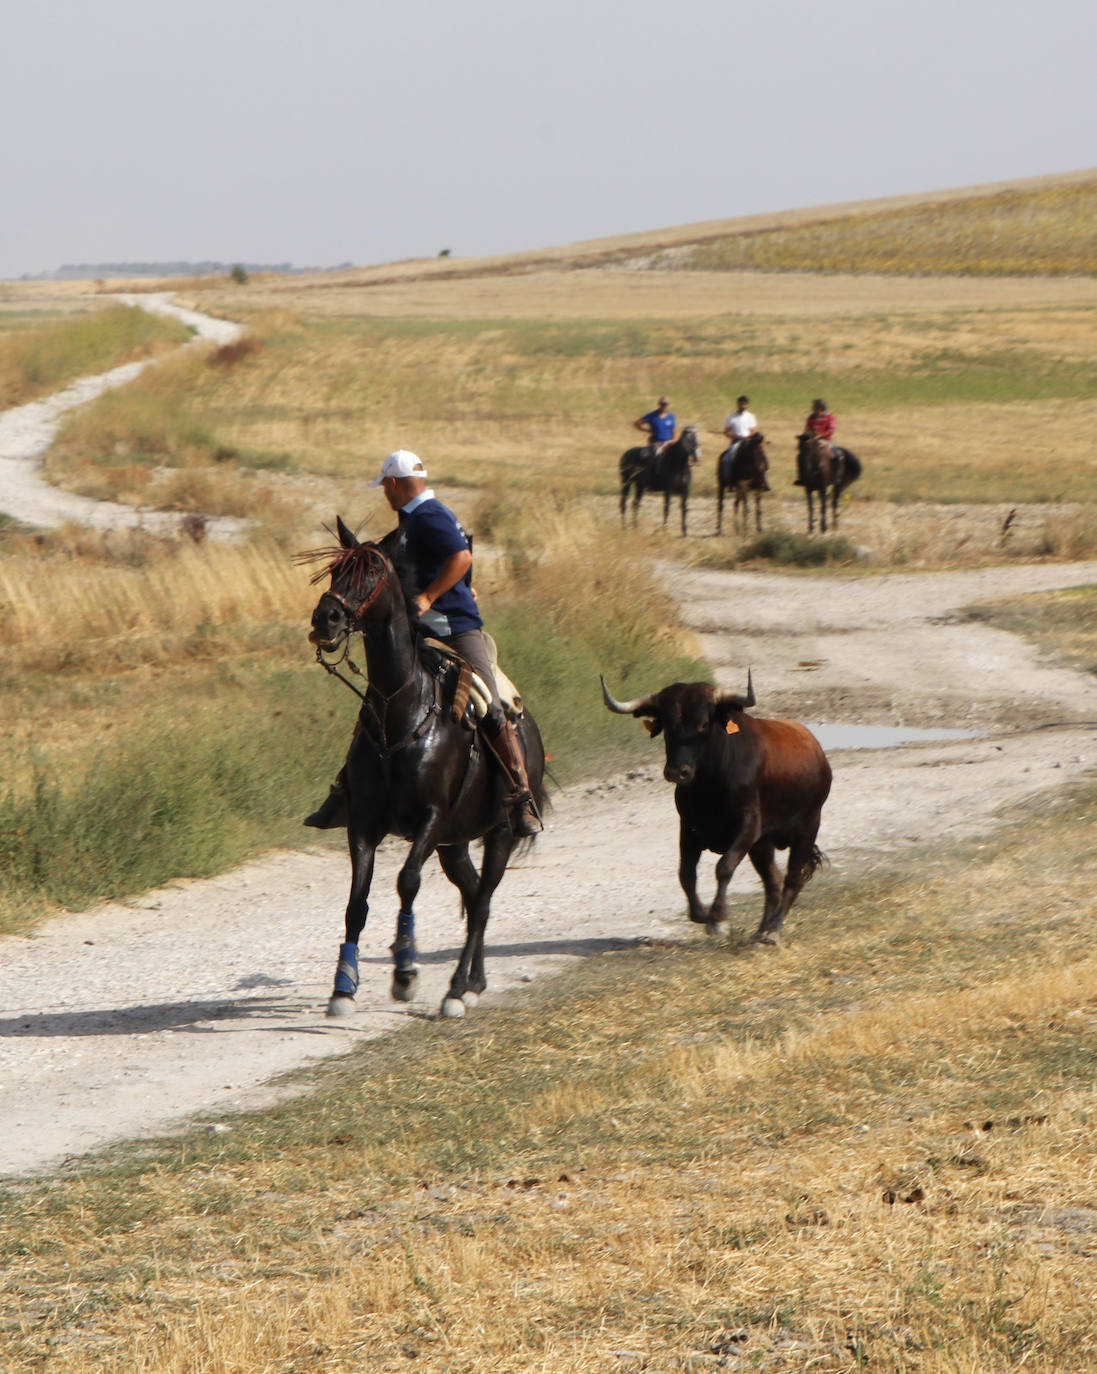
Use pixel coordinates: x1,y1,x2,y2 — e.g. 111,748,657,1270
311,544,442,756
310,544,394,701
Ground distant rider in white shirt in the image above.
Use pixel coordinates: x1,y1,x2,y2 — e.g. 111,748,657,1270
723,394,758,455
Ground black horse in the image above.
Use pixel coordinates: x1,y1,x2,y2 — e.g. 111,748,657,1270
619,425,702,535
305,518,546,1019
716,432,770,535
797,434,862,534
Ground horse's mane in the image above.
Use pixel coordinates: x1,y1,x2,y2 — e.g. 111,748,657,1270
295,527,420,620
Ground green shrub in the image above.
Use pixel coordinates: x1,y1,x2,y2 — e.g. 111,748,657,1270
738,528,857,566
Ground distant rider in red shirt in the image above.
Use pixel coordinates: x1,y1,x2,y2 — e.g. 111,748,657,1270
796,398,838,485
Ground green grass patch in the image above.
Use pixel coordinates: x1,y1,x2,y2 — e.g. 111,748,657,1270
737,528,859,567
0,303,188,408
0,664,347,926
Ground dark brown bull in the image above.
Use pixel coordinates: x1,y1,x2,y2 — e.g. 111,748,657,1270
601,673,831,943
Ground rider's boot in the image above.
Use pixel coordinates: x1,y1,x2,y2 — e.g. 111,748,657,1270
304,768,348,829
487,716,542,837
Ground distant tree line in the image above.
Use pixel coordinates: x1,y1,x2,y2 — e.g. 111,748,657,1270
17,261,356,281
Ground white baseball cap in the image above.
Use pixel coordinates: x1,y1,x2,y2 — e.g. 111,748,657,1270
370,449,428,485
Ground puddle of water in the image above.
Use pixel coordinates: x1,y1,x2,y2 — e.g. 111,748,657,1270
808,723,979,751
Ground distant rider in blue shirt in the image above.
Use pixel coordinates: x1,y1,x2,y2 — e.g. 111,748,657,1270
635,395,677,453
305,449,541,837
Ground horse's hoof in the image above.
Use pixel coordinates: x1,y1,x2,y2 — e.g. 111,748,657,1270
461,990,480,1009
390,971,419,1003
441,997,466,1019
705,921,728,941
753,929,783,947
326,995,356,1019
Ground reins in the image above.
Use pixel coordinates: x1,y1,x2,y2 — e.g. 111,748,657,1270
311,545,443,761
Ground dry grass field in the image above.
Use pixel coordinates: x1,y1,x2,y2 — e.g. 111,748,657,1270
2,786,1096,1372
2,173,1097,1371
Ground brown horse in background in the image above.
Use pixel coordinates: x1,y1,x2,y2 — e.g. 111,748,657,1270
716,432,770,535
798,434,862,533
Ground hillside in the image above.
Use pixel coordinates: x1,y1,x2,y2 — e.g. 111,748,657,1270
275,166,1097,287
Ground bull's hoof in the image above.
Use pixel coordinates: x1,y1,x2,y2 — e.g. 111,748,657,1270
705,920,728,941
440,996,466,1019
390,970,419,1003
326,995,356,1018
753,929,783,947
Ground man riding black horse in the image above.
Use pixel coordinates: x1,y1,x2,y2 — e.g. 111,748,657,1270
306,449,542,838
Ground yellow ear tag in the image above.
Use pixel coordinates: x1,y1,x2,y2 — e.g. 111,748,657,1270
643,719,658,734
725,720,740,735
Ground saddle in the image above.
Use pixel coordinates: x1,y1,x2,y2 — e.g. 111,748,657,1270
421,633,524,727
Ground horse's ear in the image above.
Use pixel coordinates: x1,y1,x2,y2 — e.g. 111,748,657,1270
336,516,359,549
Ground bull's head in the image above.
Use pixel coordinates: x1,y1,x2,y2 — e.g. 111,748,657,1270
600,672,755,785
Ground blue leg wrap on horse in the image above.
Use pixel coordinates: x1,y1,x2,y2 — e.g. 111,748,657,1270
333,941,359,997
391,910,418,973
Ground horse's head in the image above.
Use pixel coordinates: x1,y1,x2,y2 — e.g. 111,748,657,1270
302,516,396,650
681,425,701,460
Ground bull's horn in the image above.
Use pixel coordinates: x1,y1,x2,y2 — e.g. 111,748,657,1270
600,674,656,716
718,669,756,710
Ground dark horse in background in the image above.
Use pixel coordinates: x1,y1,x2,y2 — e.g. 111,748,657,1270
619,425,702,535
305,518,546,1020
716,431,770,535
798,433,862,533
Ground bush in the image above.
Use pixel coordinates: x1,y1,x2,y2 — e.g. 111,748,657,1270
738,528,857,567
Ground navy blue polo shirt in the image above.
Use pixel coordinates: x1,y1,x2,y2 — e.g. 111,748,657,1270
396,493,482,637
642,408,676,442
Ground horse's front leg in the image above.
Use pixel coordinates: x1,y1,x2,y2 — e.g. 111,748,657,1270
754,491,763,533
390,810,443,1004
831,486,840,530
680,490,688,537
439,826,515,1018
662,489,671,528
328,830,377,1018
716,483,725,535
806,488,815,534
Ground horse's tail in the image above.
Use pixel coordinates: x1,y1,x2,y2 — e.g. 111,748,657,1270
840,450,862,487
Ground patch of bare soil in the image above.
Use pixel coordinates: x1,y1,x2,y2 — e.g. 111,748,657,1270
1,558,1095,1178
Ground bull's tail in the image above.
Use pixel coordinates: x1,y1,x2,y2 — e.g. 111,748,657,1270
798,844,829,885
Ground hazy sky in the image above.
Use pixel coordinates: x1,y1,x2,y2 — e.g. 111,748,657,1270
3,0,1094,279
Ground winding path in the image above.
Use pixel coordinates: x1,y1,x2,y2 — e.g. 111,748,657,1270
0,294,243,536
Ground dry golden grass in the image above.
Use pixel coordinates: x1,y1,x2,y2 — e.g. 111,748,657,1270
4,789,1097,1372
0,537,311,668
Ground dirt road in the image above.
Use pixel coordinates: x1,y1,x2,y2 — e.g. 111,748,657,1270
1,303,1094,1178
